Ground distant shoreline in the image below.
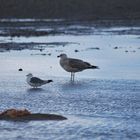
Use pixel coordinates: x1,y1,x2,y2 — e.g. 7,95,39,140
0,0,140,20
0,18,140,26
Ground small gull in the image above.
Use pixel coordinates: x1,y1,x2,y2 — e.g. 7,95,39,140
57,53,99,81
26,73,53,88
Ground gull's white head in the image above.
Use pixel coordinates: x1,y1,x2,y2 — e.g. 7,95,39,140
57,53,67,59
26,73,33,77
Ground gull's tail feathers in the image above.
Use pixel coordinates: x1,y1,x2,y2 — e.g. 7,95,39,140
43,80,53,84
89,65,99,69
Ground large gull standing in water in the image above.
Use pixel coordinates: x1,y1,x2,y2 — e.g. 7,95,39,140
57,53,99,81
26,73,53,88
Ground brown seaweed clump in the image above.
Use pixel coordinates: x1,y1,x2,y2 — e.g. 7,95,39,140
0,109,31,118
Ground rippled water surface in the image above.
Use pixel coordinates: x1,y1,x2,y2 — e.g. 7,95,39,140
0,20,140,139
0,76,140,140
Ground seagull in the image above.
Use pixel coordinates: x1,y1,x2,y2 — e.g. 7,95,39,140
57,53,99,81
26,73,53,88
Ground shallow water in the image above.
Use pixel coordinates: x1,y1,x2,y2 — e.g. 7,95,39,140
0,76,140,140
0,22,140,139
0,34,140,80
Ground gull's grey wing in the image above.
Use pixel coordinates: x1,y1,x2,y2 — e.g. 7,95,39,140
68,58,91,69
30,77,44,84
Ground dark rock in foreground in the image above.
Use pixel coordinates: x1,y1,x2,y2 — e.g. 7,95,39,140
0,113,67,121
0,109,67,121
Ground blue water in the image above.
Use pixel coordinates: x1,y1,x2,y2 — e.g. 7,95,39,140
0,75,140,139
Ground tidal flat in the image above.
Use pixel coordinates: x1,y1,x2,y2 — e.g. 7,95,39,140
0,19,140,140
